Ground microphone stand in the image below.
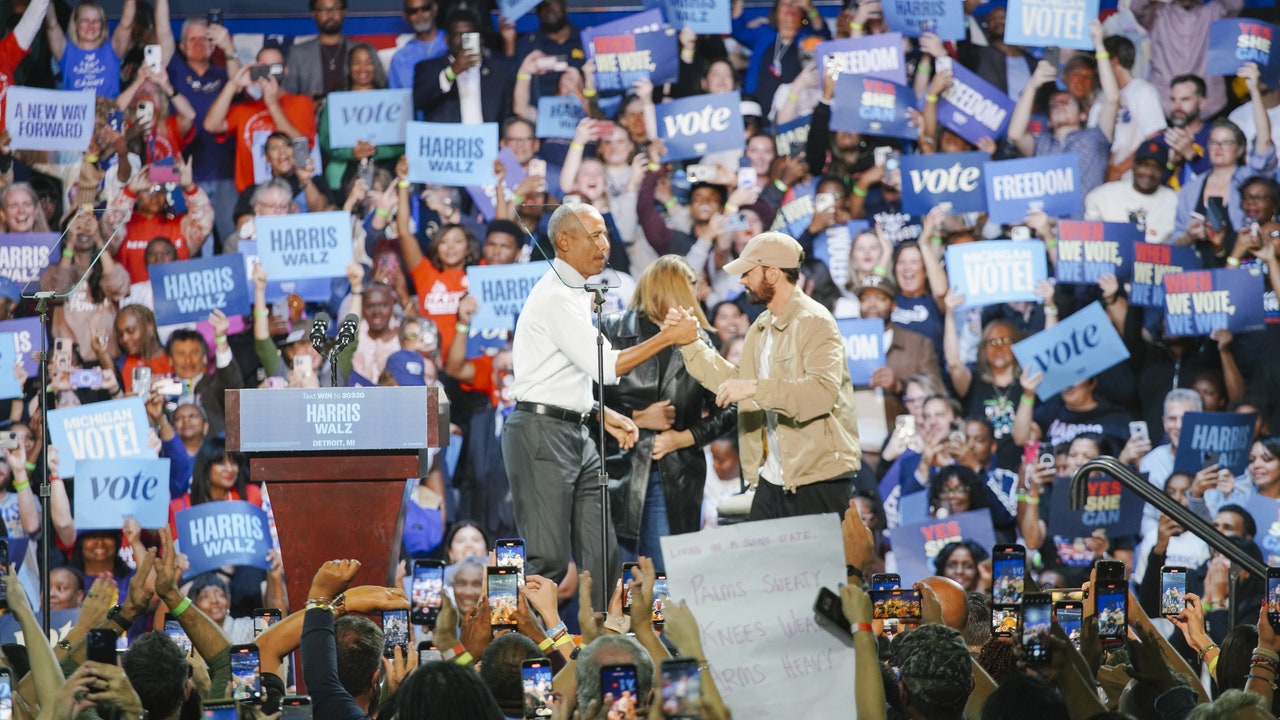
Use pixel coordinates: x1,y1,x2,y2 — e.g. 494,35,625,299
585,282,611,598
34,291,53,637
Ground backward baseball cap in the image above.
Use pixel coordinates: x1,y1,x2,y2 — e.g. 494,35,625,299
722,231,804,275
890,623,973,706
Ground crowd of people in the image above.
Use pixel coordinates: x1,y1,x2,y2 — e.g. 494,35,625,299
1,0,1280,715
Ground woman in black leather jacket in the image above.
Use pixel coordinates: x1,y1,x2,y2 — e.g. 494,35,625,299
601,256,737,570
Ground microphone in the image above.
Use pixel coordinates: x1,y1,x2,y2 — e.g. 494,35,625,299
335,313,359,351
311,312,331,355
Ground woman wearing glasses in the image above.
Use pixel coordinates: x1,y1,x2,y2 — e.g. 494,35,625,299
943,316,1027,468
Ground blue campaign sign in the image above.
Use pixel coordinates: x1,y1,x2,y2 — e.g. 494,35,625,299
175,501,273,578
1206,20,1280,85
583,9,666,59
0,334,20,400
237,241,332,302
326,89,413,149
465,326,511,359
73,458,172,530
1054,221,1138,284
883,0,965,39
467,147,526,222
0,317,42,378
1163,268,1267,337
591,28,680,93
1173,411,1257,477
774,115,810,158
3,87,96,152
945,240,1047,307
816,35,908,86
769,180,816,239
0,233,60,285
813,220,870,287
660,0,731,34
48,397,155,478
1245,495,1280,566
831,76,917,139
837,318,884,385
934,64,1015,145
498,0,542,22
255,211,354,282
900,152,987,216
536,96,587,139
149,253,252,325
983,153,1082,224
466,262,550,331
405,122,499,186
893,510,996,582
1131,242,1200,307
1004,0,1100,51
1011,301,1129,400
1048,472,1142,539
657,92,744,162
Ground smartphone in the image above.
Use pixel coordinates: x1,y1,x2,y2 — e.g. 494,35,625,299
1095,559,1125,583
488,566,519,630
417,640,441,664
621,561,639,613
1021,593,1052,665
991,604,1020,638
1202,450,1221,469
107,109,124,133
1022,440,1041,469
0,669,11,720
896,414,916,438
1095,581,1128,645
0,541,10,610
1205,196,1227,232
919,19,937,34
207,8,223,24
521,658,555,719
533,55,567,72
1129,421,1150,443
53,338,72,371
280,697,310,720
874,146,893,167
660,657,702,720
253,608,281,637
203,700,240,720
1055,600,1083,649
652,573,669,628
1268,567,1280,630
527,159,547,178
0,433,18,451
145,44,163,74
991,544,1026,605
229,644,262,702
1160,566,1187,617
357,159,375,190
495,538,526,586
600,664,640,719
293,355,313,377
382,609,410,659
813,587,853,647
686,164,716,184
935,56,952,74
871,588,922,620
86,627,116,664
871,573,900,591
149,162,182,185
164,617,192,656
411,559,445,626
69,367,103,389
814,192,837,214
1010,225,1032,241
1043,46,1060,69
292,137,310,169
721,211,750,232
135,101,154,127
132,366,153,397
462,32,481,55
737,166,757,190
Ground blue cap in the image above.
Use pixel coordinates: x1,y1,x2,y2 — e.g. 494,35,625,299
972,0,1007,17
384,350,427,387
0,277,21,304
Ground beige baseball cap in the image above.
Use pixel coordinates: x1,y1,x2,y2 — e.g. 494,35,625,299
723,231,804,275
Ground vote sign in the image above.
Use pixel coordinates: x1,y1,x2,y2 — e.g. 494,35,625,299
74,459,171,530
326,89,412,149
1004,0,1100,51
591,28,679,93
1163,268,1266,337
656,92,744,162
899,152,987,216
1011,301,1129,400
1054,221,1138,284
1130,242,1200,307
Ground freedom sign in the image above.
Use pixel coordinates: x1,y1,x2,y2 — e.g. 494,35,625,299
1163,268,1266,337
0,334,20,400
3,87,95,152
73,458,171,530
405,122,499,186
1004,0,1100,51
934,64,1015,145
831,77,917,139
536,96,587,139
657,92,744,162
0,318,41,378
655,0,731,34
465,262,549,331
48,397,155,478
893,510,997,582
175,501,273,578
1054,221,1139,284
983,154,1083,224
1173,411,1257,477
326,89,413,149
255,211,354,281
1048,472,1143,539
837,318,884,385
900,152,987,216
1011,302,1129,400
149,254,252,325
883,0,965,39
945,240,1048,307
0,234,60,285
1130,242,1199,307
815,35,908,85
1206,20,1280,85
591,28,679,93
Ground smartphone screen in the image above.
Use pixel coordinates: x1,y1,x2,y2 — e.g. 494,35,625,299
0,669,11,720
1055,602,1083,649
0,541,9,609
382,609,409,659
1268,569,1280,629
661,658,702,720
86,628,116,664
652,574,669,626
621,562,638,612
991,545,1026,605
1021,594,1052,665
417,641,441,665
164,619,192,656
991,604,1020,637
496,538,526,586
1129,421,1149,443
871,589,922,620
203,701,239,720
253,608,280,637
600,664,640,719
280,697,310,720
292,137,310,169
871,573,900,591
488,567,519,629
521,659,554,718
230,644,262,702
1095,582,1128,644
411,560,445,625
814,587,853,646
1160,567,1187,617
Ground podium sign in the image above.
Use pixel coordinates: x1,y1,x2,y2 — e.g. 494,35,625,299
233,387,433,452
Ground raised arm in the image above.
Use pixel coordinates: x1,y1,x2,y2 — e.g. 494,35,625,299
1091,21,1120,143
1243,63,1273,157
153,0,174,63
7,570,61,708
111,0,136,59
15,0,50,51
154,527,231,660
204,64,252,136
1008,61,1057,158
942,291,972,398
841,584,886,720
44,3,66,60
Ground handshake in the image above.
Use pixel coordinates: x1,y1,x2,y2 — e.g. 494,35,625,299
662,306,702,347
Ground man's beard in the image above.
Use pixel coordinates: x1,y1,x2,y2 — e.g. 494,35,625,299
319,18,343,34
745,281,774,306
541,12,567,33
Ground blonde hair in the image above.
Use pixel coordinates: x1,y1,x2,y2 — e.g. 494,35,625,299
631,255,711,330
68,2,109,49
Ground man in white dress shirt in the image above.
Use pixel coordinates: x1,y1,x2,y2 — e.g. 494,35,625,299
502,203,698,605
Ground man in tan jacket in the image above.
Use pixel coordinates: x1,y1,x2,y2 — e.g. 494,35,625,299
667,232,862,519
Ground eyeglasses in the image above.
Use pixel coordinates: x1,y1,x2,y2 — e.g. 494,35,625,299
1242,193,1272,201
941,484,970,495
986,337,1013,347
406,3,435,13
903,395,927,406
505,136,535,144
1208,139,1239,148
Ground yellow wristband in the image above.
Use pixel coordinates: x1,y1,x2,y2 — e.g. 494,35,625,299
85,154,99,164
851,185,867,198
1226,256,1241,267
663,197,678,210
925,94,938,103
1024,496,1039,505
1095,51,1110,60
850,21,864,31
569,142,585,151
398,179,410,189
445,67,457,82
537,636,554,652
724,204,738,214
583,88,597,98
517,72,531,81
455,651,474,666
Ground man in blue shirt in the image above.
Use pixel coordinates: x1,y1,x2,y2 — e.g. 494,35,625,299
388,0,447,90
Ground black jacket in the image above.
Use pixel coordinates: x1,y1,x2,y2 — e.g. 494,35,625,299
412,55,513,124
600,309,736,538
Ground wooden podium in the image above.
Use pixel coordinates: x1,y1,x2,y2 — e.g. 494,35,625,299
225,386,448,611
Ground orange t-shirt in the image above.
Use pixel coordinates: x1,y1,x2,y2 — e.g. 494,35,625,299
410,261,468,357
150,114,194,162
115,210,193,282
218,94,316,192
121,355,174,393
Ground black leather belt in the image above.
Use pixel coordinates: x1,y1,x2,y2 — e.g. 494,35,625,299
514,401,590,425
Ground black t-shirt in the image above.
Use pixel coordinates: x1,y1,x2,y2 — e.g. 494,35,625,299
964,377,1023,470
1032,399,1132,451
